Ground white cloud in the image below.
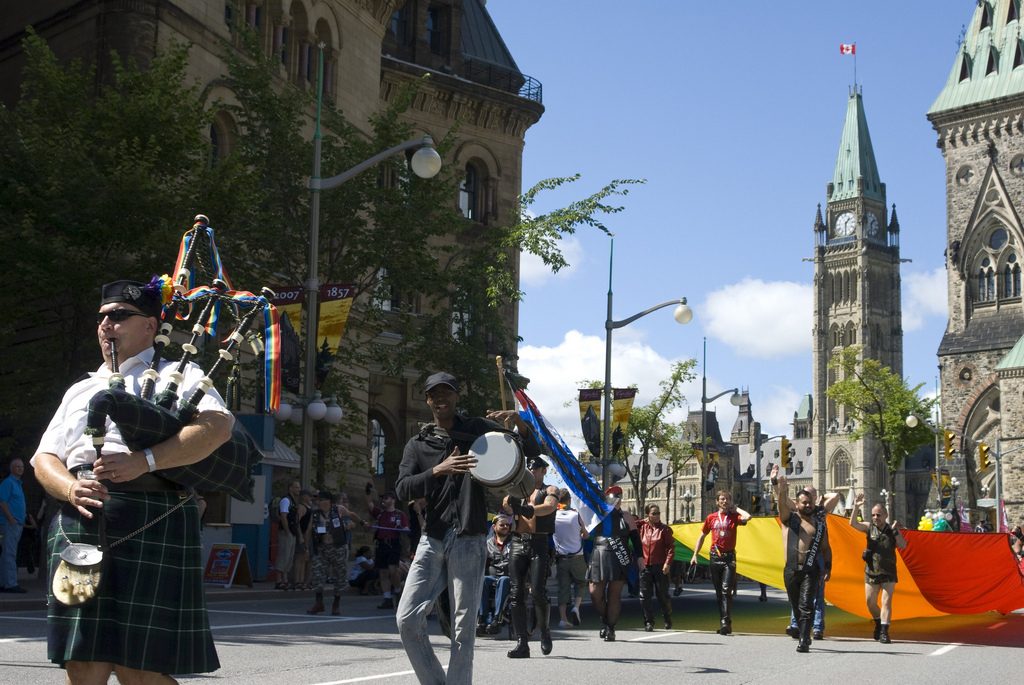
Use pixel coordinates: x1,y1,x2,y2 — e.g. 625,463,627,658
519,236,583,288
903,267,947,332
750,385,804,438
518,329,693,455
703,279,812,359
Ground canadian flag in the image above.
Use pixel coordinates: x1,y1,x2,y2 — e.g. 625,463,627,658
840,43,856,55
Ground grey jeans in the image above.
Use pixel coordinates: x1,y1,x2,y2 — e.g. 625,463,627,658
396,529,486,685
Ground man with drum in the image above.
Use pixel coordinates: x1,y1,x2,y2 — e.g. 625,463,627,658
30,279,234,683
395,372,541,685
504,455,559,659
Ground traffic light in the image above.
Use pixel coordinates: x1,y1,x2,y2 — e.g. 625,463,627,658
780,437,792,469
943,429,956,461
978,442,991,470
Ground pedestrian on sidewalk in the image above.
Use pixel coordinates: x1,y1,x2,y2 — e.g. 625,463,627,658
0,458,28,593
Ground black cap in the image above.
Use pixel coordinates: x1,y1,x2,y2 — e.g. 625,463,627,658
424,371,459,394
100,280,162,319
527,455,549,470
317,490,332,500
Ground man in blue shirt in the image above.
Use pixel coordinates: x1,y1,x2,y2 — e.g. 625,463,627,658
0,458,27,592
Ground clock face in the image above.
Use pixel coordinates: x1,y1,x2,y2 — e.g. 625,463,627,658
867,212,881,237
835,212,856,237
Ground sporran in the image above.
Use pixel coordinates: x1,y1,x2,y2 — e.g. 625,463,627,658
52,541,104,606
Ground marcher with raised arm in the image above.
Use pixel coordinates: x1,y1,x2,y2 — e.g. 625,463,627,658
849,492,906,644
773,464,831,653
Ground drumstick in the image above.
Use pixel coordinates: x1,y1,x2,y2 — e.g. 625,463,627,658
496,355,508,411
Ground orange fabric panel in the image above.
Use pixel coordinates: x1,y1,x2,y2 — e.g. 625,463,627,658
824,514,945,619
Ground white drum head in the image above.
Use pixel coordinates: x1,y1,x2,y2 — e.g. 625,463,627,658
468,431,523,486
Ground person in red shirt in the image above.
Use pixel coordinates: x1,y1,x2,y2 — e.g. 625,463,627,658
366,484,410,609
690,490,751,635
637,503,676,631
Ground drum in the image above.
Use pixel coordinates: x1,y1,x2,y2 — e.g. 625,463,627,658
468,431,535,499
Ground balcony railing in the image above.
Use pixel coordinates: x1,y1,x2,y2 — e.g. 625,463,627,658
462,57,543,104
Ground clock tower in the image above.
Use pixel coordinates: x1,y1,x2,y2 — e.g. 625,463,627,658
811,87,905,519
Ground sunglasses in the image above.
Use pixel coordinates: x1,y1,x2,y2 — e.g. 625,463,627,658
96,309,148,324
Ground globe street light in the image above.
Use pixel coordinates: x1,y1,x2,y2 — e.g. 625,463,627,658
602,239,692,488
300,45,442,487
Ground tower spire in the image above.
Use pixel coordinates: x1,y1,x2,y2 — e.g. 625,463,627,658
830,90,883,204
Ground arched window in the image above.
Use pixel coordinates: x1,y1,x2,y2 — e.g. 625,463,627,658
459,164,479,220
1005,253,1021,297
832,454,851,491
978,257,995,301
371,419,386,476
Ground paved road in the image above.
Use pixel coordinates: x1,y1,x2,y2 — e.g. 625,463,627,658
1,584,1020,684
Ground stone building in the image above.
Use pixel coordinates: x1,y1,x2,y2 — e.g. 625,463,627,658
0,1,543,499
928,0,1024,528
810,86,908,523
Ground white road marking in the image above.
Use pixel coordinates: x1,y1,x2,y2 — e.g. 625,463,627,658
929,643,960,656
309,667,444,684
211,615,394,631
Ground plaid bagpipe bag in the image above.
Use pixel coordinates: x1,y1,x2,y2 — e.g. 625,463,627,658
85,385,259,502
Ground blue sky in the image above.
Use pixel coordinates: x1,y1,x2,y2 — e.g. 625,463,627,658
484,1,974,454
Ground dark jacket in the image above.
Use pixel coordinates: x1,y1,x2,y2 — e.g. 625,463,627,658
396,414,540,540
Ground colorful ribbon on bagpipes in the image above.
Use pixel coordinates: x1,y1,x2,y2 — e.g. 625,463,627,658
173,224,233,291
173,285,281,413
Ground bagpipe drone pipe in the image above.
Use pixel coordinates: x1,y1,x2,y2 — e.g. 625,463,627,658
83,216,282,503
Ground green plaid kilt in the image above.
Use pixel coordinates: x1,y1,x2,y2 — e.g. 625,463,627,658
46,492,219,675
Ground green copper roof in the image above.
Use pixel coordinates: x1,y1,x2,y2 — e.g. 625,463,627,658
796,394,812,421
996,333,1024,370
830,91,883,203
930,1,1024,115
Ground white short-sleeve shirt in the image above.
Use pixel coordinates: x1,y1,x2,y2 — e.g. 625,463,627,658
32,347,233,470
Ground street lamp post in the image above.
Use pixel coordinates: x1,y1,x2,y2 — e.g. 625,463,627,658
697,336,742,518
682,489,693,522
601,239,692,488
299,44,442,488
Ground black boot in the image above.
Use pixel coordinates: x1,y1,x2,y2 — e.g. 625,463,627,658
540,629,553,655
879,624,891,644
604,624,616,642
718,619,732,635
507,637,530,659
873,618,882,640
306,592,325,615
331,595,341,616
796,618,811,653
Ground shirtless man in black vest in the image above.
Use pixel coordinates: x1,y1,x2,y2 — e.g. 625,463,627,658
772,464,832,653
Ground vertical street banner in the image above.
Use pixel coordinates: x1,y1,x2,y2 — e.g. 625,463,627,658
270,284,356,394
317,283,355,356
611,388,637,459
939,468,952,509
577,388,638,460
578,389,603,458
269,286,303,394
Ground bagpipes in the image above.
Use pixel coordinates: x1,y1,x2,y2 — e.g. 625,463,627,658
83,215,281,502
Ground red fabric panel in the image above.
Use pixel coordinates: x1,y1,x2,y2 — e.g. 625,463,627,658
899,529,1024,615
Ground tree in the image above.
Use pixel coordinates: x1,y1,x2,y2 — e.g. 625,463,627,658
0,28,646,482
573,360,697,514
826,346,937,499
0,31,214,454
621,360,697,514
